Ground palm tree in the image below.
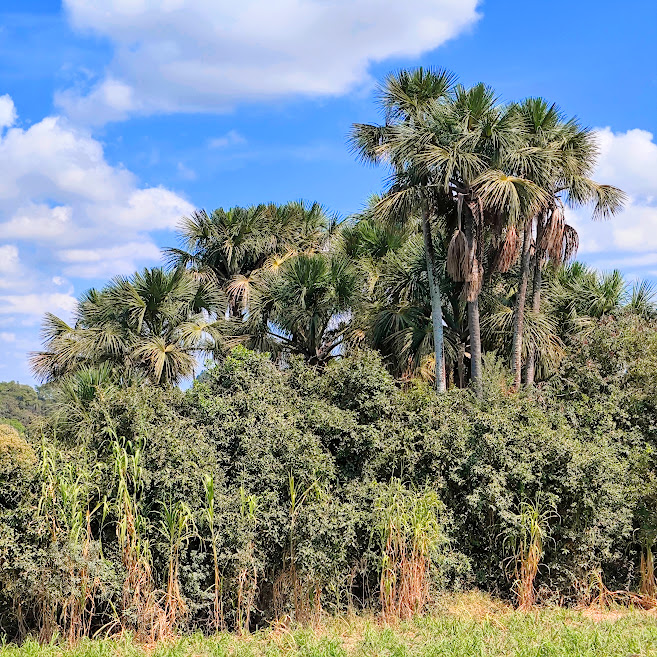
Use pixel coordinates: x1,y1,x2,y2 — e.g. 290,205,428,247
350,68,459,392
416,82,548,395
229,252,359,366
339,203,469,387
352,74,550,396
481,266,565,385
31,268,224,386
508,98,626,388
550,264,630,328
165,201,336,317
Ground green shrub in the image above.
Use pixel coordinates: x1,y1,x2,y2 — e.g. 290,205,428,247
2,321,657,638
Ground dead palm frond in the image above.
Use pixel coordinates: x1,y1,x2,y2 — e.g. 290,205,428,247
493,225,521,273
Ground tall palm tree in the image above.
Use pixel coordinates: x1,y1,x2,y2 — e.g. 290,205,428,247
352,74,549,396
350,67,460,392
506,99,626,387
416,82,548,395
31,268,224,386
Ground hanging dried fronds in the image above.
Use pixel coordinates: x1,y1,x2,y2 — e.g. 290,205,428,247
494,225,520,273
446,193,471,282
541,205,565,261
561,224,580,263
468,198,485,262
446,229,470,281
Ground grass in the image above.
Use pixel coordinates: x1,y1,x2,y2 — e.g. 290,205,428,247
3,593,657,657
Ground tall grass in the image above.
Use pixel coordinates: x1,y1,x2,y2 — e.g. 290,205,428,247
159,500,195,631
37,444,102,642
273,474,323,625
504,496,556,610
111,438,165,640
373,480,447,620
236,486,258,634
202,475,224,631
640,536,657,598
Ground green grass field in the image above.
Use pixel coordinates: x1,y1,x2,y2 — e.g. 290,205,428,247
3,595,657,657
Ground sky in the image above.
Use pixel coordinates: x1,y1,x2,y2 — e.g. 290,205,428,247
0,0,656,384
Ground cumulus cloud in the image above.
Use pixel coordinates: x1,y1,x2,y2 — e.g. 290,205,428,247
59,242,163,278
0,95,17,129
58,0,481,123
0,97,196,379
0,95,194,330
0,292,78,318
0,103,193,283
0,245,20,273
567,127,657,274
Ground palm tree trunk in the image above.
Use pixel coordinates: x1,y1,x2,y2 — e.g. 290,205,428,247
457,340,466,388
464,202,482,398
510,220,532,391
525,253,543,387
421,198,446,393
467,299,482,398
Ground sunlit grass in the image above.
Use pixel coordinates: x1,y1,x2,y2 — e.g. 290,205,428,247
3,593,657,657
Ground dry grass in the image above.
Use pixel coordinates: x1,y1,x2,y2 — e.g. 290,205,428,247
5,593,657,657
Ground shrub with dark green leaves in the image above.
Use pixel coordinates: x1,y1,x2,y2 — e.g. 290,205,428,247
2,322,657,638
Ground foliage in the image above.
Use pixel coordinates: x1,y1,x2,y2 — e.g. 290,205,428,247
31,268,224,386
6,320,657,639
0,424,36,474
7,66,657,643
0,382,52,429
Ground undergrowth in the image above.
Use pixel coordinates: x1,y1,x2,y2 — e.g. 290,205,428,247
3,594,657,657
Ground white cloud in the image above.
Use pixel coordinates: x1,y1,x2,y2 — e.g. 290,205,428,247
0,97,196,381
566,127,657,277
0,245,19,273
0,292,78,317
0,205,73,241
59,241,163,278
0,332,16,343
58,0,481,123
0,105,193,255
594,128,657,202
0,95,194,330
209,130,246,149
0,95,16,129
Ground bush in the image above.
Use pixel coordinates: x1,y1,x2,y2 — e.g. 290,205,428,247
2,322,657,638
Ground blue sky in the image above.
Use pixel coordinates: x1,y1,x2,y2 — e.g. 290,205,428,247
0,0,656,384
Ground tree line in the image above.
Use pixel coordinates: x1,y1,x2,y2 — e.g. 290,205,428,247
31,69,633,396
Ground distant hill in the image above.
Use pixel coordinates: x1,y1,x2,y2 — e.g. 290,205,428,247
0,381,53,431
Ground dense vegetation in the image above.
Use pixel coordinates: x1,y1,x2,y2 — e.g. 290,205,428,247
2,69,656,644
4,316,657,640
0,381,52,432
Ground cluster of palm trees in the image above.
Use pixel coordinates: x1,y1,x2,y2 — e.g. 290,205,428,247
33,68,645,395
350,68,624,393
31,268,224,386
